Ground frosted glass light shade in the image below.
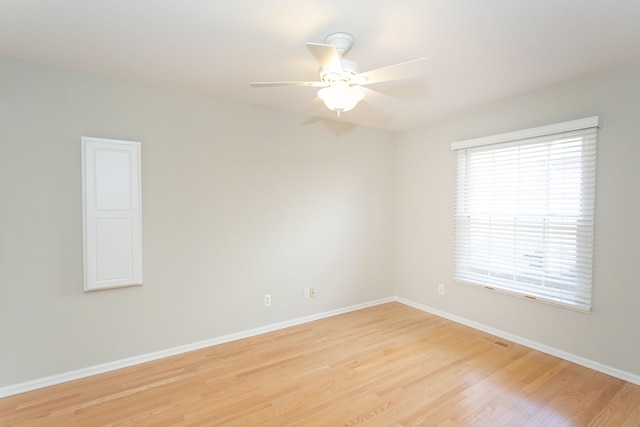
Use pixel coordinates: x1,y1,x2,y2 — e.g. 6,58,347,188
318,82,364,117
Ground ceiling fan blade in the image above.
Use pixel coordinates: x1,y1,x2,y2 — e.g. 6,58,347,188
251,81,328,88
359,58,428,85
306,42,343,75
302,96,326,113
361,86,397,104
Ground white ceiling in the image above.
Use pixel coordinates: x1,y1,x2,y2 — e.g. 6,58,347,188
2,0,640,131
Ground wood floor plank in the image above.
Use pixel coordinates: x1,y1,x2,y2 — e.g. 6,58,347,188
1,302,639,426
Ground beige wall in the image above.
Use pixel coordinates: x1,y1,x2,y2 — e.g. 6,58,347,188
2,56,638,389
395,65,640,375
0,57,396,386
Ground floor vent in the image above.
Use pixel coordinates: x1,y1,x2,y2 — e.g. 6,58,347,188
481,336,510,348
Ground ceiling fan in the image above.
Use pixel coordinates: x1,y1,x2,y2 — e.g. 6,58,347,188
251,32,428,117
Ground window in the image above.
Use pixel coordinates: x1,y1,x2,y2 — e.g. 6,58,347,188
451,117,598,312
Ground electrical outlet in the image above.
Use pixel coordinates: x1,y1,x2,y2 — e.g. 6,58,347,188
264,294,271,306
309,288,315,298
438,284,445,295
304,288,310,298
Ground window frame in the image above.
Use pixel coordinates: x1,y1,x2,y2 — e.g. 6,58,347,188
451,117,599,312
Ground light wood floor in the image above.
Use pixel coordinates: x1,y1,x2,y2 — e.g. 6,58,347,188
1,302,639,426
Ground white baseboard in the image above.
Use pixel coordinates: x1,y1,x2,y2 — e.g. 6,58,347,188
394,296,640,386
0,297,394,398
3,295,637,398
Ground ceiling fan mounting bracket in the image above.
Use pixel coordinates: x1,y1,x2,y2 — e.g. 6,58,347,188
325,32,354,57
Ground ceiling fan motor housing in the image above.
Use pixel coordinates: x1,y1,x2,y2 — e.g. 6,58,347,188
320,57,361,83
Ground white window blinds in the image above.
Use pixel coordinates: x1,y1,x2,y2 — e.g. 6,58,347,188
451,117,598,312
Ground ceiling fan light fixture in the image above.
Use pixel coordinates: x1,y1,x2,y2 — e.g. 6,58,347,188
318,82,364,117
